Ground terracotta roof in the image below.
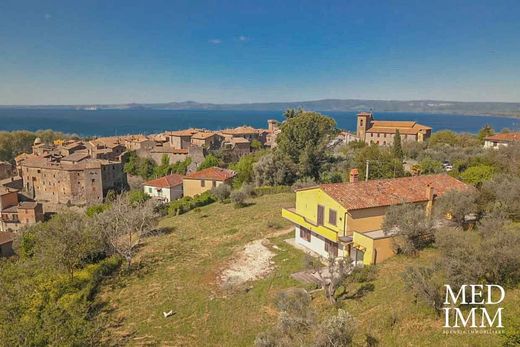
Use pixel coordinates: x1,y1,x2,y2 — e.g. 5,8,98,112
0,187,18,196
367,121,431,135
144,174,184,188
220,126,262,135
485,132,520,142
315,174,472,211
192,132,218,140
230,137,251,144
168,129,200,137
0,232,14,245
371,120,417,128
184,167,236,181
18,201,38,209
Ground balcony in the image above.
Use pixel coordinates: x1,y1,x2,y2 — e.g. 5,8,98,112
282,208,338,242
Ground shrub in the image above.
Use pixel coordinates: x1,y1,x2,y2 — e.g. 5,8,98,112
401,266,443,314
382,204,434,255
86,203,110,217
168,192,216,215
350,266,377,283
459,164,495,186
314,309,355,347
230,190,247,208
211,184,231,202
240,183,255,197
254,185,291,196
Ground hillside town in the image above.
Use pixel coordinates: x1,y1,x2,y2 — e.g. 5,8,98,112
1,109,520,346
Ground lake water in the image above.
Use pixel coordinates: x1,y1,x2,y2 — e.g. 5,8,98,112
0,108,518,136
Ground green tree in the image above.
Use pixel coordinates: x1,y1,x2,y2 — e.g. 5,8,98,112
171,157,192,175
428,130,461,147
382,204,434,255
229,150,267,186
276,110,338,180
250,139,263,150
355,145,405,180
459,164,495,186
478,124,495,142
393,129,404,159
419,157,444,174
197,154,220,171
434,189,479,228
33,211,101,279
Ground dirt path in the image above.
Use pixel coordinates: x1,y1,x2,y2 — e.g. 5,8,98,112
219,239,276,288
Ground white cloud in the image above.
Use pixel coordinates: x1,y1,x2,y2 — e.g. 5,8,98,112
238,35,249,42
209,39,222,44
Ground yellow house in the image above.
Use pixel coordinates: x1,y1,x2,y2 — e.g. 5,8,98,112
183,166,236,197
282,170,471,265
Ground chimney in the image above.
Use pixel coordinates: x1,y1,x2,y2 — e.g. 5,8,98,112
425,184,434,201
349,168,359,183
425,184,434,216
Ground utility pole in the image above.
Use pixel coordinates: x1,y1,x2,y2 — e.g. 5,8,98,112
365,160,369,181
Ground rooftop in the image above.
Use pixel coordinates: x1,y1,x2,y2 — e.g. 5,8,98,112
485,132,520,142
313,174,472,211
144,174,184,188
0,186,18,196
184,167,236,181
18,201,39,209
220,126,262,135
168,129,201,137
192,132,218,140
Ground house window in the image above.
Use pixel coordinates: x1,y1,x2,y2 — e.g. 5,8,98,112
317,205,324,226
329,209,337,226
212,180,217,188
148,187,152,193
300,227,311,242
201,180,205,187
360,119,363,126
324,239,338,257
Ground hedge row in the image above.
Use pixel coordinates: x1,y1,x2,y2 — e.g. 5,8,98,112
167,191,216,215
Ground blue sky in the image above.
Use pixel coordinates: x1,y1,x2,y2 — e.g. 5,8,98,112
0,0,519,104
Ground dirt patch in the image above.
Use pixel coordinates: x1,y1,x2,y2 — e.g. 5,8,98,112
219,239,275,288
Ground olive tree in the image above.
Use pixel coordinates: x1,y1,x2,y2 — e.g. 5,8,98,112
93,194,158,268
382,203,434,255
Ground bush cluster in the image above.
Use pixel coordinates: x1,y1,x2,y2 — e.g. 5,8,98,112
167,191,216,215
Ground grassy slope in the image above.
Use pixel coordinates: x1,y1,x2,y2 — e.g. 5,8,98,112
98,193,519,346
337,249,520,346
98,193,306,346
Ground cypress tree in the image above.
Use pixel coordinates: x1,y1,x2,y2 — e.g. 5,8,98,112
393,129,403,160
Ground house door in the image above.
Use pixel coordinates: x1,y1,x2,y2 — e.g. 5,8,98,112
317,205,324,225
356,249,365,264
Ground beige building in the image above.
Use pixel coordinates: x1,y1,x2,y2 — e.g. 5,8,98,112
0,187,43,232
183,167,236,197
356,112,432,145
190,132,224,150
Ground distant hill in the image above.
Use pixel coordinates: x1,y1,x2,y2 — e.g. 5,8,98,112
2,99,520,117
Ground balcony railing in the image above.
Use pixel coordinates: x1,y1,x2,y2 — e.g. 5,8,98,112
282,208,339,241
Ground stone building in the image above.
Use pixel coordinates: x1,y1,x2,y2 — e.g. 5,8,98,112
0,187,43,232
356,112,431,145
18,153,127,207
